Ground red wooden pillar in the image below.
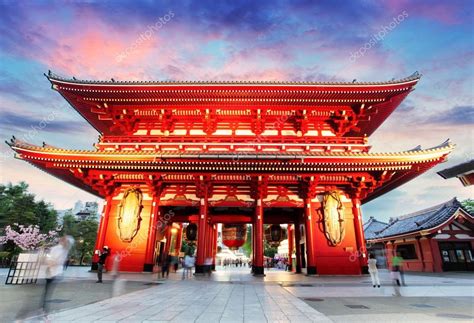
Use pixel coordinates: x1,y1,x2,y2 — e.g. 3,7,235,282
416,237,425,272
288,224,294,270
92,194,113,270
304,198,317,275
352,197,368,273
163,225,172,259
294,221,302,273
429,236,443,272
196,191,209,273
253,197,264,275
210,224,217,270
144,196,160,272
203,218,213,272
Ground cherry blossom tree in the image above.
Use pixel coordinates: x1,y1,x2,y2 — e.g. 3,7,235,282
0,224,58,251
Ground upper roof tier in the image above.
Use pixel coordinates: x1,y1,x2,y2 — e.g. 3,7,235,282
46,72,421,138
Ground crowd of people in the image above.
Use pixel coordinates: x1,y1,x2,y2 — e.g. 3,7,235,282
221,258,249,268
28,237,408,319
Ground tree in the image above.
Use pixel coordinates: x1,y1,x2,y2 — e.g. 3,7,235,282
181,240,196,256
61,213,98,265
0,224,58,251
264,240,278,258
242,225,252,257
461,199,474,215
0,182,58,254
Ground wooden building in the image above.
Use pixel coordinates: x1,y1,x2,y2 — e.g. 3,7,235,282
366,198,474,272
7,72,454,275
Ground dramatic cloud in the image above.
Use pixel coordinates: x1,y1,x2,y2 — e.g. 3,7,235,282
0,0,472,218
424,106,474,125
0,111,89,134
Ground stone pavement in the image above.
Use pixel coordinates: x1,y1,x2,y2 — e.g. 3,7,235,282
31,280,331,322
3,267,472,322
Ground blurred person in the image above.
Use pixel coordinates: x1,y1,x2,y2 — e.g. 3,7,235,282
368,253,380,288
173,256,179,272
204,257,212,276
161,254,171,278
96,246,110,283
111,253,125,297
63,257,71,270
182,252,194,280
41,236,74,314
392,251,405,286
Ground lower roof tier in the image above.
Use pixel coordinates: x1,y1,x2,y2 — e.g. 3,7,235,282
7,138,454,204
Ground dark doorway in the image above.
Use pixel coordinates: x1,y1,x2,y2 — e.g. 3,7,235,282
439,242,474,271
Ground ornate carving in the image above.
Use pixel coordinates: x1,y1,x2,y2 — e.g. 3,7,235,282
322,191,345,246
250,176,268,200
118,188,143,242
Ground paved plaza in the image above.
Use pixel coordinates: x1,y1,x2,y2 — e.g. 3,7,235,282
0,267,472,322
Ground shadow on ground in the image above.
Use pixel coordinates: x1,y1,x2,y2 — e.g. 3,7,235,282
0,279,153,322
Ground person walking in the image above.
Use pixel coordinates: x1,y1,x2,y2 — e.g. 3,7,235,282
204,257,212,276
111,253,125,297
182,253,194,279
41,236,74,314
96,246,109,283
161,254,171,279
392,252,405,286
368,253,380,288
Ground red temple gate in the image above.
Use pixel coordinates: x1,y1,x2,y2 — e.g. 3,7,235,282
8,71,454,275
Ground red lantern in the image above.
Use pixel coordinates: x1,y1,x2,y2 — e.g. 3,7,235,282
222,224,247,250
265,224,287,247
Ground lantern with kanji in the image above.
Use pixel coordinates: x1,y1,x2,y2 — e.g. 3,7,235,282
222,224,247,250
184,223,198,242
265,224,287,247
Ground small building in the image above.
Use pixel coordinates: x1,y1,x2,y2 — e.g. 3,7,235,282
364,217,389,268
365,198,474,272
437,160,474,186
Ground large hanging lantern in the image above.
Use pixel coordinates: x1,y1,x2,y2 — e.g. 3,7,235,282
265,224,287,247
222,224,247,250
185,223,198,242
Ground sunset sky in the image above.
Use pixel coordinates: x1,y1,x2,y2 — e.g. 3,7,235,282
0,0,472,222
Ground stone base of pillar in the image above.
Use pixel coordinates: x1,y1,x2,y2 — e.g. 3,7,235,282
143,263,154,272
307,266,317,275
252,266,265,276
361,265,369,274
91,262,98,271
195,265,212,274
195,265,206,274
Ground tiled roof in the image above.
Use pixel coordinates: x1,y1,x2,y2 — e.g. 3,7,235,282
46,71,422,87
365,198,472,240
363,217,389,240
437,159,474,178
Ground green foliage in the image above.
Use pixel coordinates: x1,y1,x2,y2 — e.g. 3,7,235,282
181,240,196,256
264,240,278,258
461,199,474,215
61,213,98,265
0,182,58,253
0,251,10,267
242,225,252,257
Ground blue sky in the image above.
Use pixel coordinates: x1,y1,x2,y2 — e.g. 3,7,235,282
0,0,472,221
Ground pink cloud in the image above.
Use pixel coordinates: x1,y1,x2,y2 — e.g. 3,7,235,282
386,0,464,25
